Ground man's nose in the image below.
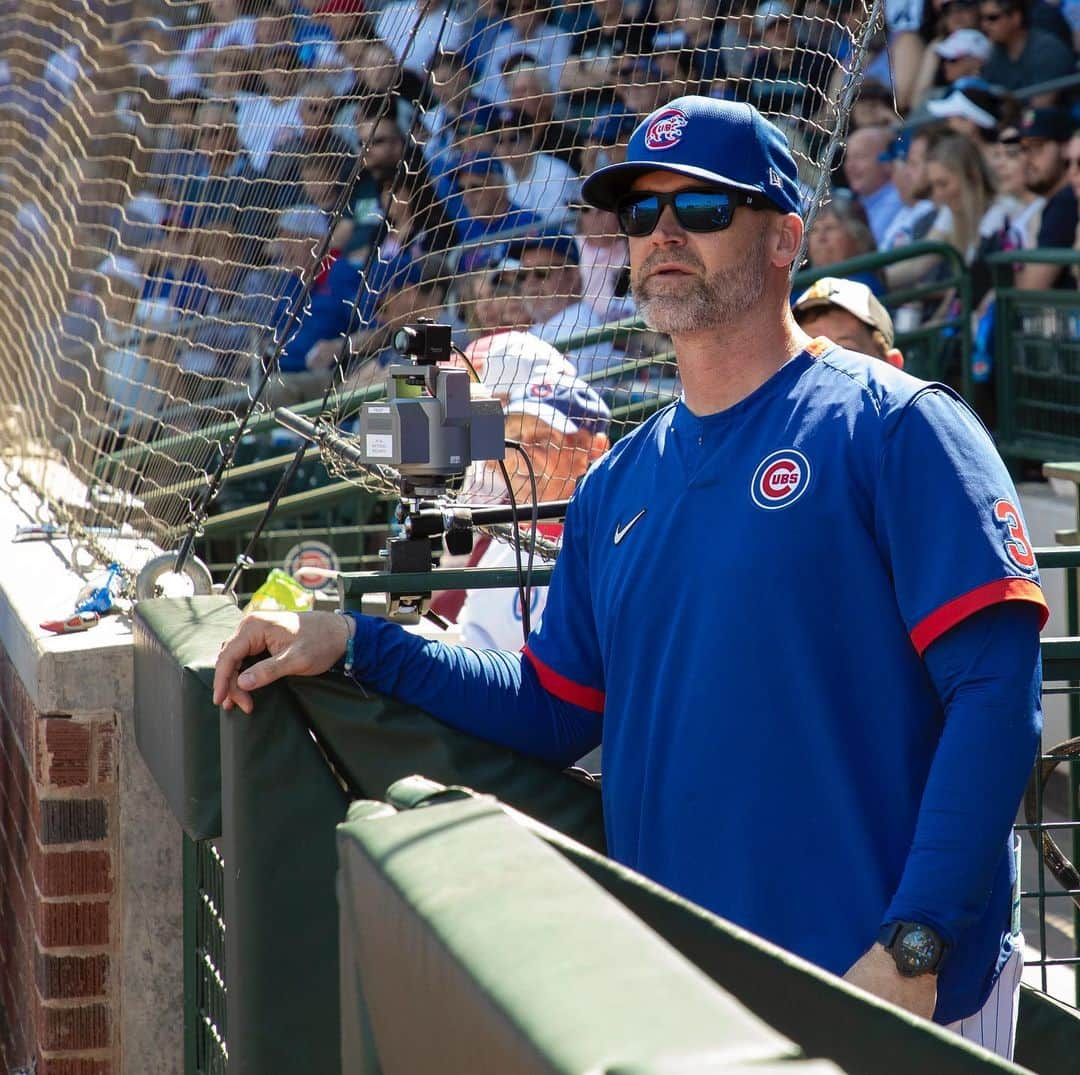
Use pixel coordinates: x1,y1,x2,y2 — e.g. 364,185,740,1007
650,203,686,242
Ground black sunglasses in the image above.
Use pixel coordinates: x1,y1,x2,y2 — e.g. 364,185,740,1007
615,188,765,236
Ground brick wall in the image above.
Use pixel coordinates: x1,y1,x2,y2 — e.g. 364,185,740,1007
0,650,119,1074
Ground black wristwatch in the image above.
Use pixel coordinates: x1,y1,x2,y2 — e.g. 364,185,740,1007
877,921,947,977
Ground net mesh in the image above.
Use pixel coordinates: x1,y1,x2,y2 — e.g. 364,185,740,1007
0,0,882,573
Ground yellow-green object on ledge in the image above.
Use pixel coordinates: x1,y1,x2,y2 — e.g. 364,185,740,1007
245,567,315,612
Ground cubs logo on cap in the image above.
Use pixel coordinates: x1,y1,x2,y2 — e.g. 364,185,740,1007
581,96,803,217
644,107,689,152
751,449,811,510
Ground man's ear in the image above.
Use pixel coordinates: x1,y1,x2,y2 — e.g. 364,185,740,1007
573,429,610,463
772,212,804,269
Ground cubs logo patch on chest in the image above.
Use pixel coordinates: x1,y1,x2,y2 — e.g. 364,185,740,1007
751,449,811,510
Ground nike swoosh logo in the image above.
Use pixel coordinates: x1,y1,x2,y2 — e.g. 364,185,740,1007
613,509,647,545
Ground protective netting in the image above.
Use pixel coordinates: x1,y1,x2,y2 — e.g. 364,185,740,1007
0,0,881,573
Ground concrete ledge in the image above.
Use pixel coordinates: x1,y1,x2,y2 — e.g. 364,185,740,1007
0,467,183,1075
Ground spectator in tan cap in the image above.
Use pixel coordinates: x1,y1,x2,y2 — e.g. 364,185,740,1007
792,276,904,368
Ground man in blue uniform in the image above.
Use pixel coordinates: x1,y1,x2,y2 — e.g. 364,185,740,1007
215,97,1047,1058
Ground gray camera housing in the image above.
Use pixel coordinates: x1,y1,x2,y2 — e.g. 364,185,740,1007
355,364,505,486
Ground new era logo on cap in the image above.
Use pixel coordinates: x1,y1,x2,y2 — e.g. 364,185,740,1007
644,107,689,151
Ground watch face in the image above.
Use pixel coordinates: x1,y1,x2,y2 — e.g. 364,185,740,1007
898,925,940,974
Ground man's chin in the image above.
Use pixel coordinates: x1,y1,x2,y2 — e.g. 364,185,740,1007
640,301,715,335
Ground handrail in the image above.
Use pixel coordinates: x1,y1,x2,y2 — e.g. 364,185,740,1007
1012,70,1080,101
557,242,971,354
99,240,979,533
792,239,969,293
987,248,1080,268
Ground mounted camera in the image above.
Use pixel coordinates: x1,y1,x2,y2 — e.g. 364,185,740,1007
351,318,504,500
276,321,583,623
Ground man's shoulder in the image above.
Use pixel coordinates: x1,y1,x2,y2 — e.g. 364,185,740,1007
1026,25,1075,59
1039,184,1079,244
809,344,937,420
814,346,994,455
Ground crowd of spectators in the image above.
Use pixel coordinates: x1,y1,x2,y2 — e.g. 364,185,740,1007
5,0,1079,435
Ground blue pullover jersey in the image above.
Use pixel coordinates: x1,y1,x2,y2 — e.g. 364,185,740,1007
521,339,1047,1021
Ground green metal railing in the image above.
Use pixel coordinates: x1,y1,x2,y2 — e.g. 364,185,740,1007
185,837,227,1075
793,239,974,390
988,250,1080,463
565,240,974,426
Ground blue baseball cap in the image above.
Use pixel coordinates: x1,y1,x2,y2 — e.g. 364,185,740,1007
581,96,802,216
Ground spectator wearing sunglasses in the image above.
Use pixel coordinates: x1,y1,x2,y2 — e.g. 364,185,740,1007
457,254,536,338
448,154,545,270
500,53,580,165
505,236,629,385
978,0,1075,107
215,98,1046,1064
914,28,993,110
491,107,582,226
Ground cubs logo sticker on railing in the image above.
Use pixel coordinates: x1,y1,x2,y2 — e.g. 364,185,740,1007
284,540,341,592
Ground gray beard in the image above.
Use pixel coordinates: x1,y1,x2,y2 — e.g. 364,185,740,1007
632,232,768,335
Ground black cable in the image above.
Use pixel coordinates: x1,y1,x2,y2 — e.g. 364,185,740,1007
451,343,484,384
504,440,540,647
496,457,530,640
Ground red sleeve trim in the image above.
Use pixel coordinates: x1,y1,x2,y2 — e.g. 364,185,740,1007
522,645,605,713
910,577,1049,656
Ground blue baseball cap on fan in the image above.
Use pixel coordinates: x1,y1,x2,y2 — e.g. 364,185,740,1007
581,96,803,217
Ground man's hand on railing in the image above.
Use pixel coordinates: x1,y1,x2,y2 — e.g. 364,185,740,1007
213,610,352,714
